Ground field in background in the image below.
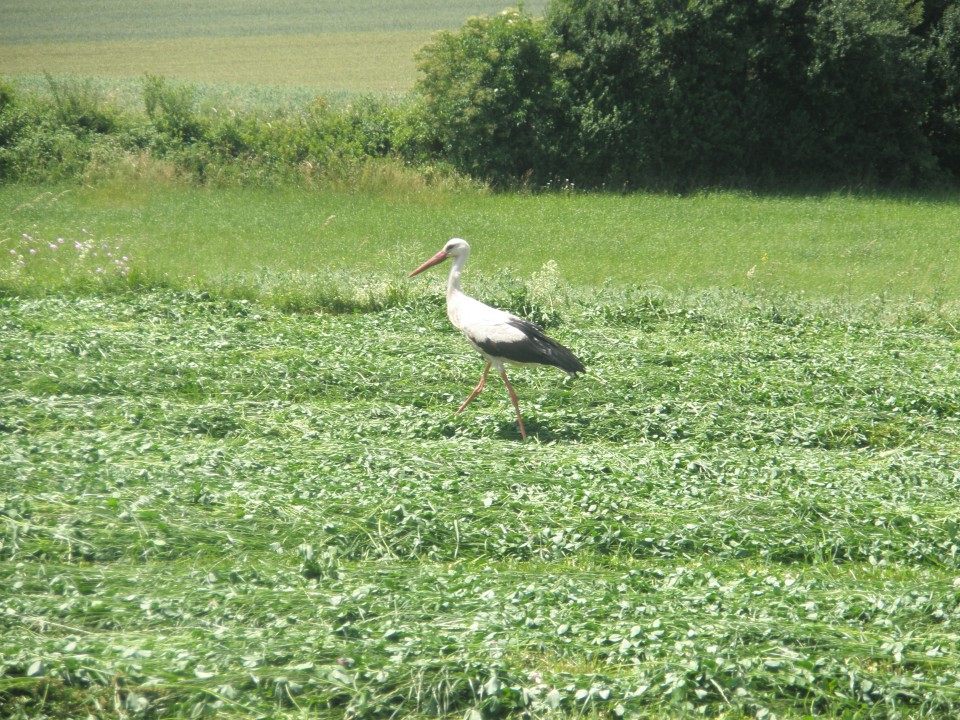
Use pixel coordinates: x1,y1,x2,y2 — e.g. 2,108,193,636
1,0,547,90
1,32,430,92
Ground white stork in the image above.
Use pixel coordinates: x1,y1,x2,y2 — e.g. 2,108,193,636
408,238,585,440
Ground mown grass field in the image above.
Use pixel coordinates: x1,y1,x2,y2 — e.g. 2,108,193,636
2,287,959,719
2,182,960,718
0,0,547,90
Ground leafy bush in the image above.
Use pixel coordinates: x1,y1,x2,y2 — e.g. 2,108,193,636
800,0,934,184
0,79,14,114
44,74,119,136
409,0,954,188
0,76,129,181
0,74,446,186
0,82,23,178
142,73,207,145
414,9,570,186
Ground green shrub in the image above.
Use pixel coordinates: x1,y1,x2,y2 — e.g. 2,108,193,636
547,0,936,188
801,0,934,184
142,74,207,145
407,0,953,188
414,8,570,186
44,73,119,135
0,82,24,178
0,79,14,114
1,86,119,182
344,95,402,157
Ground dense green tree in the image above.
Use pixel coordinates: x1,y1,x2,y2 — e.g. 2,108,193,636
549,0,816,186
799,0,934,184
925,3,960,177
548,0,936,187
414,9,569,185
412,0,951,188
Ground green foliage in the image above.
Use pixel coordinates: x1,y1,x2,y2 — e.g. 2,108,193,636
0,79,14,114
926,3,960,176
0,76,131,182
44,73,119,135
415,8,569,186
403,0,960,188
543,0,939,188
1,291,958,719
0,75,439,186
802,0,934,184
142,73,207,145
0,85,24,178
2,0,960,189
0,79,123,182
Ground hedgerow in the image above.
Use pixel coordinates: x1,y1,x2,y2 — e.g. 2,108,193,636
420,0,958,189
0,74,435,187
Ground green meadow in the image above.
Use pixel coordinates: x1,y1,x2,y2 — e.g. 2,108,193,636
2,182,960,720
4,184,959,306
2,282,958,720
3,1,960,718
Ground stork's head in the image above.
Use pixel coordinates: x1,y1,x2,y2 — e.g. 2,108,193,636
408,238,471,277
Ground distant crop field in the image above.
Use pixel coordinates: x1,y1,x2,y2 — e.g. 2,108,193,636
0,0,547,90
1,32,429,91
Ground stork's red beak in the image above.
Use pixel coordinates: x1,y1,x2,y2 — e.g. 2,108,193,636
408,250,449,277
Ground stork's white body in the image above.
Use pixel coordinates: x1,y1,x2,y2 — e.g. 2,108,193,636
409,238,585,440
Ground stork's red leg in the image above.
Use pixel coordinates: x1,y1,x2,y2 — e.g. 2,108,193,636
499,369,527,440
456,362,491,415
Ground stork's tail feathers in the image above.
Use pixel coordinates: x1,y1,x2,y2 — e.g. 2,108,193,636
508,318,585,377
552,344,586,377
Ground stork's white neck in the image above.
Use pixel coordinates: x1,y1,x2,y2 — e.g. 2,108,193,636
446,252,468,300
445,252,470,329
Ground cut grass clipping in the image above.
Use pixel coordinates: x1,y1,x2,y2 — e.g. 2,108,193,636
2,289,958,719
